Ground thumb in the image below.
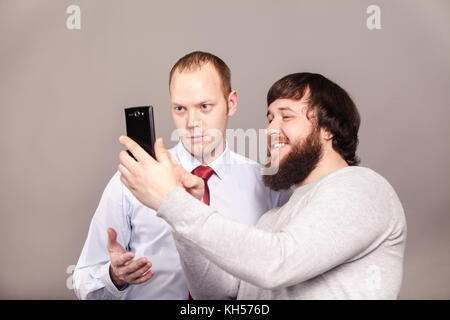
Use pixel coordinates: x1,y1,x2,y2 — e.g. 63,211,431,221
182,172,201,189
154,138,172,167
107,228,125,254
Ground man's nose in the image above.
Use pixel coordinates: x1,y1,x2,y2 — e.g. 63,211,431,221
266,118,282,145
266,117,280,135
187,110,202,130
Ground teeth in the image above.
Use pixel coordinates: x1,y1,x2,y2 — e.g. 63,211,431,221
272,143,287,149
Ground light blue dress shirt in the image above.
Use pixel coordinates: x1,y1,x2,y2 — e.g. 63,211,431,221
73,141,291,299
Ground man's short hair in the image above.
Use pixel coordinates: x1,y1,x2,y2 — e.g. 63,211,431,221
267,72,361,166
169,51,232,102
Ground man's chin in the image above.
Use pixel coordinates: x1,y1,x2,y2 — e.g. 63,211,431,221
182,139,204,156
181,139,221,160
269,145,290,164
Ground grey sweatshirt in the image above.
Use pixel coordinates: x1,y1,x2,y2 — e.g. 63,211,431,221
157,166,407,299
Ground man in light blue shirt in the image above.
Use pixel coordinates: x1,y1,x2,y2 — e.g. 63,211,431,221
73,51,290,299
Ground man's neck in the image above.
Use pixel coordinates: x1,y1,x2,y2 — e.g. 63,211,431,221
184,139,227,165
294,148,349,188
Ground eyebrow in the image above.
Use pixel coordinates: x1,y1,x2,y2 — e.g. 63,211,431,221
198,100,214,105
171,100,214,106
279,107,295,112
267,106,296,117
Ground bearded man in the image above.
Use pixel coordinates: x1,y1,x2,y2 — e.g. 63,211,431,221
117,72,407,299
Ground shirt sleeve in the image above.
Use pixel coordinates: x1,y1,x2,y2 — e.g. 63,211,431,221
73,171,132,300
157,172,396,291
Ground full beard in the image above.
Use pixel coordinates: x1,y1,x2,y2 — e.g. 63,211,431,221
263,128,323,191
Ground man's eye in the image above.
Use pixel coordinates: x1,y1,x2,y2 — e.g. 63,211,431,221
174,106,185,112
282,116,292,120
201,104,212,111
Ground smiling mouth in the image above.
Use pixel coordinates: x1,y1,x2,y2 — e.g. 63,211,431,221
271,142,288,149
270,136,290,149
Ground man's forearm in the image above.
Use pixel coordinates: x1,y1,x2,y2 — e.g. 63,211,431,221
157,187,288,289
173,235,239,299
158,185,394,291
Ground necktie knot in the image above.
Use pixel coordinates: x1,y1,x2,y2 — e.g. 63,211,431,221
191,165,215,182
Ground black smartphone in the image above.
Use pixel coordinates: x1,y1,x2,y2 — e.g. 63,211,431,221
124,106,156,160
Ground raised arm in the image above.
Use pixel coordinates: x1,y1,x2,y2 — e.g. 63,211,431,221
157,175,397,291
118,136,399,292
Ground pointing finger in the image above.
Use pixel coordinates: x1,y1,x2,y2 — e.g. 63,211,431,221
127,262,153,282
119,136,151,164
119,150,140,174
131,269,154,284
121,257,149,275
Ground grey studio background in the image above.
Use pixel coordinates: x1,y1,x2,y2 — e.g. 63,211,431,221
0,0,449,299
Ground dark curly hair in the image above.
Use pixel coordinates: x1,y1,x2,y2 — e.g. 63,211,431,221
267,73,360,166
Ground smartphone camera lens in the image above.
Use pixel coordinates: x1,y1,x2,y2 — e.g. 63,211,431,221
134,111,141,117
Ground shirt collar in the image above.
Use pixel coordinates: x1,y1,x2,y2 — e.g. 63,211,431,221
175,140,231,180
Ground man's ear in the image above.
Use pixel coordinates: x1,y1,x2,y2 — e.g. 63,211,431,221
227,90,238,117
321,128,333,141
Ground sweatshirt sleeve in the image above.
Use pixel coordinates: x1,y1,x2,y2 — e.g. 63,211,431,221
157,170,398,291
172,234,240,299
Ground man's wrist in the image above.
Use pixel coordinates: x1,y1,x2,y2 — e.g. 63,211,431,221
156,184,178,211
109,264,128,290
157,186,202,227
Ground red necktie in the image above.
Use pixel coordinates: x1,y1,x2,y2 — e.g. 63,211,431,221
188,165,215,300
191,165,215,205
